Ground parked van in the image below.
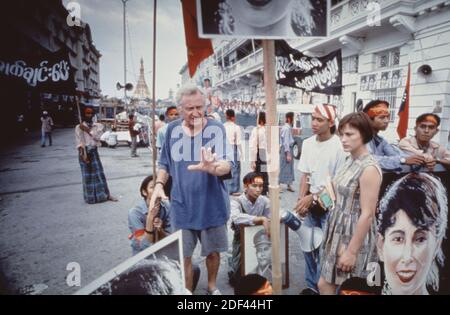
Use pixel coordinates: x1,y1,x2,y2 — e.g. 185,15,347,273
277,104,315,159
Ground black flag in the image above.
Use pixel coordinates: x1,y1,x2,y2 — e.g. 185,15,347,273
275,40,342,95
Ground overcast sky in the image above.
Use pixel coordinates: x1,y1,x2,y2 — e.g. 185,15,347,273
62,0,188,100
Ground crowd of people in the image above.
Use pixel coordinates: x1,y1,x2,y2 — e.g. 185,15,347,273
73,82,449,295
214,99,265,116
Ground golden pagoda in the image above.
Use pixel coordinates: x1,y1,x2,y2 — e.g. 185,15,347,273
133,58,151,101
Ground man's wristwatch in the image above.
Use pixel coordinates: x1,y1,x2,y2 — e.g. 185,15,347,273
400,157,406,164
145,229,155,235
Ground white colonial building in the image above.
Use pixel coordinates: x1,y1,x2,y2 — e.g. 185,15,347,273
181,0,450,147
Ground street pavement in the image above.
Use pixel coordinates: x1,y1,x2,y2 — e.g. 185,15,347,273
0,128,305,295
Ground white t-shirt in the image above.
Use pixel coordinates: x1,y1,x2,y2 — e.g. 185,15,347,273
297,134,348,194
224,121,242,146
249,126,267,162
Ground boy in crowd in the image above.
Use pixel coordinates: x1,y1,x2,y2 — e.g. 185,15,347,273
127,175,200,291
228,172,271,286
128,175,171,255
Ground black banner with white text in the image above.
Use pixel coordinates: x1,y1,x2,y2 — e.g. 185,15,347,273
0,49,76,94
275,40,342,95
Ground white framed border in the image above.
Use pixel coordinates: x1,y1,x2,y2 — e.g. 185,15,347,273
196,0,331,40
74,230,184,295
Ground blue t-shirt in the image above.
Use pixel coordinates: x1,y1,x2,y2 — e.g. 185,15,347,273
159,118,233,230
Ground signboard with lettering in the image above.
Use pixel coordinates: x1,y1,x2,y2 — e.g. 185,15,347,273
275,40,342,95
0,49,76,93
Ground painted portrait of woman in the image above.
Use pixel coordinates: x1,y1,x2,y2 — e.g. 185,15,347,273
380,71,390,89
360,76,368,91
198,0,327,38
391,70,402,88
93,256,188,295
377,173,448,295
368,74,377,90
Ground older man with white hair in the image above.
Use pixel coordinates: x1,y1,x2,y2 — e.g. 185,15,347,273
147,84,233,295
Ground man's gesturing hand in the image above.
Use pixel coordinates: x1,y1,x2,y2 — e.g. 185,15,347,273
187,147,219,174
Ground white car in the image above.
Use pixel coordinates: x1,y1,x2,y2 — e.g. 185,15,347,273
101,130,140,147
116,131,140,147
100,131,117,148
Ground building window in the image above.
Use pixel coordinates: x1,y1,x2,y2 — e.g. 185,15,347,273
392,50,400,66
379,54,388,68
342,55,359,73
376,48,400,69
375,89,397,122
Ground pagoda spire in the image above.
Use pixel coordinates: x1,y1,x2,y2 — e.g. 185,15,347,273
133,57,151,100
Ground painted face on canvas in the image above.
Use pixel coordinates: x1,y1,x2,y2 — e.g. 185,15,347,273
161,263,186,295
228,0,294,29
255,243,272,269
379,210,439,295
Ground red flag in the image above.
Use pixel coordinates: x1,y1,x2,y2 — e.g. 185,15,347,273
181,0,214,77
396,63,411,139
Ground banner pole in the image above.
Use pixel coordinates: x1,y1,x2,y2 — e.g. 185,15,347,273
262,39,281,295
151,0,158,183
75,95,82,124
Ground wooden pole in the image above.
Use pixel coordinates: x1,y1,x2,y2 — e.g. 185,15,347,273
151,0,157,182
262,40,281,295
75,96,82,124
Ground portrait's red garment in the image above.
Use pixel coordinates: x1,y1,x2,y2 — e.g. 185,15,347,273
181,0,214,77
